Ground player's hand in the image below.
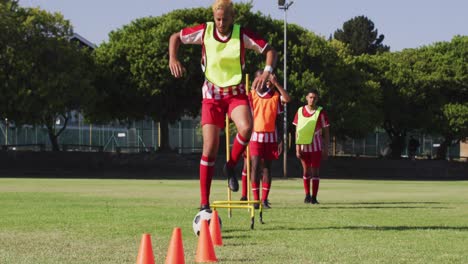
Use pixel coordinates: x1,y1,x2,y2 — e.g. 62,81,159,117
169,58,186,78
322,149,328,160
269,73,278,86
252,71,270,91
296,150,302,159
278,141,283,155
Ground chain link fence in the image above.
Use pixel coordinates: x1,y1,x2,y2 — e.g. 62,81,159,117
0,116,462,159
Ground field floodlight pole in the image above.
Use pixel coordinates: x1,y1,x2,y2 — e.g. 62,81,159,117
279,0,294,178
4,118,8,145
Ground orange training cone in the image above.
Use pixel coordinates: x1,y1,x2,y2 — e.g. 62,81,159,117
165,227,185,264
209,210,223,246
136,233,155,264
195,220,217,263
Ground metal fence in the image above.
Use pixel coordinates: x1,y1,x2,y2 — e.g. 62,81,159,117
0,116,461,158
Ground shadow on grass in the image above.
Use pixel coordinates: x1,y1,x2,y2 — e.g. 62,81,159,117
223,234,251,239
264,226,468,231
325,202,443,205
317,206,451,209
218,257,256,263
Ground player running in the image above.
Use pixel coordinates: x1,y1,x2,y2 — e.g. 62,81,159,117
169,0,277,210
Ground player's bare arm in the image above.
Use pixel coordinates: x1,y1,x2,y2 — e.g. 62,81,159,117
168,32,186,78
322,126,330,160
252,46,277,91
269,73,291,103
296,144,302,159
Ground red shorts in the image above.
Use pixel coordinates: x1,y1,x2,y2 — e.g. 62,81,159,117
300,152,322,168
201,94,249,129
249,141,279,160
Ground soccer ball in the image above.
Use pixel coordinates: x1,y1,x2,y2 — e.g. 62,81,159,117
192,209,222,236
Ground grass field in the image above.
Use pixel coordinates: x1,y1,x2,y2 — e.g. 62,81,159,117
0,178,467,264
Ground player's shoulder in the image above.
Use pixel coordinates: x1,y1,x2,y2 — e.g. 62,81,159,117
318,107,328,115
181,23,206,35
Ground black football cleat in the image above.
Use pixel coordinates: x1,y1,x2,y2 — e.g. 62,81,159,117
199,204,211,211
262,199,271,209
253,203,260,210
304,195,312,204
240,196,247,201
311,196,320,204
223,164,239,192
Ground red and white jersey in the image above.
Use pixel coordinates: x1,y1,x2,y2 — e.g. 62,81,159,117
180,23,269,99
292,106,330,152
248,88,283,143
250,130,278,143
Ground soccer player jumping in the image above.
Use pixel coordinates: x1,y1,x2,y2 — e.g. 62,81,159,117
169,0,277,210
293,89,330,204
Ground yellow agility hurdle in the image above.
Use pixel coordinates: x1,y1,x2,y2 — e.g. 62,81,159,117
211,74,264,230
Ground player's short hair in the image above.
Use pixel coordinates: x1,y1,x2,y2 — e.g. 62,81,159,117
307,89,320,97
212,0,234,16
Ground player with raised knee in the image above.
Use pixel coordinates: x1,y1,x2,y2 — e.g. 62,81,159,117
169,0,277,210
293,89,329,204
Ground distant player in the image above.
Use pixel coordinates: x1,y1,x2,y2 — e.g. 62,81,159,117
169,0,277,210
293,89,330,204
240,71,290,209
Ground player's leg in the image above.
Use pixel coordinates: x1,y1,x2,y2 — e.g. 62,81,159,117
225,99,252,192
311,168,320,204
300,155,313,203
261,159,272,208
200,124,220,210
240,156,248,201
261,141,278,207
310,151,322,204
250,155,261,209
199,100,224,210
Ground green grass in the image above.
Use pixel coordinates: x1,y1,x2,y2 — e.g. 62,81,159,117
0,178,467,264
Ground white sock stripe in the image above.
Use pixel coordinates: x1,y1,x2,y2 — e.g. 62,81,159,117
236,134,248,146
200,160,215,166
303,176,311,180
312,177,320,180
252,188,259,191
241,172,247,176
262,187,270,190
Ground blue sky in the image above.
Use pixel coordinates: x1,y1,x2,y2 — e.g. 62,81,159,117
19,0,468,51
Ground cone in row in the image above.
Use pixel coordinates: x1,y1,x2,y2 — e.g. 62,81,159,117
195,220,218,263
137,233,155,264
165,227,185,264
209,210,223,247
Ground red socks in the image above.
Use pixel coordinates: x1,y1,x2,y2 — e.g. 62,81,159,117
200,155,215,206
227,133,248,168
261,182,271,201
303,175,311,196
241,168,247,197
251,181,260,201
312,177,320,197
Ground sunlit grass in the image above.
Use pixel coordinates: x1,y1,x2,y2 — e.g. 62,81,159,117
0,178,467,263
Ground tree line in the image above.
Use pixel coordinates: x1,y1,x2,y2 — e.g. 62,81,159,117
1,1,466,158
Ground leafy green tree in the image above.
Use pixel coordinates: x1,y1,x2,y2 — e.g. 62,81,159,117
420,36,468,158
0,0,25,124
91,8,211,150
334,15,389,55
0,2,95,150
358,36,467,159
